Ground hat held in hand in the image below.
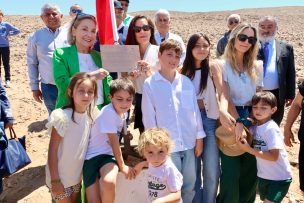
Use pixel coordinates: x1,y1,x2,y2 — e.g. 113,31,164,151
216,125,252,157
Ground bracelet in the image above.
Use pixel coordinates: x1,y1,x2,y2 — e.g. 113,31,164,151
51,179,61,184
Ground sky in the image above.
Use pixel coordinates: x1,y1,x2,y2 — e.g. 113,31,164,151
1,0,304,15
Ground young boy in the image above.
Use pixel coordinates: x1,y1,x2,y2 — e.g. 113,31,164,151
142,39,206,203
83,78,136,203
239,91,292,203
135,128,183,203
0,10,20,87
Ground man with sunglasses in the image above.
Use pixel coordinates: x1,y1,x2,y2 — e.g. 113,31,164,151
154,9,186,65
216,14,241,57
27,4,69,115
69,4,83,18
257,16,295,125
118,0,133,26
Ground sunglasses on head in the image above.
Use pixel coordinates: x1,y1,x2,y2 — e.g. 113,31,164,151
72,13,96,27
71,9,82,14
237,34,257,45
133,25,151,33
229,19,239,25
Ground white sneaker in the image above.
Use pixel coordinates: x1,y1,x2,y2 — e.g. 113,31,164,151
5,80,10,88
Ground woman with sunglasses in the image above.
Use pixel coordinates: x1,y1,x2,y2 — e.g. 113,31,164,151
124,15,159,133
53,13,111,110
217,23,263,203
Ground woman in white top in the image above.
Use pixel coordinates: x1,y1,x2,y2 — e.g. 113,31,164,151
125,15,159,133
181,33,222,203
217,23,263,203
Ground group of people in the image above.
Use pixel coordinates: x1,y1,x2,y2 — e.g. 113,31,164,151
0,1,302,203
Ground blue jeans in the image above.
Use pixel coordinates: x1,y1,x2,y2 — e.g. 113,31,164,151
193,110,220,203
41,83,58,115
171,148,196,203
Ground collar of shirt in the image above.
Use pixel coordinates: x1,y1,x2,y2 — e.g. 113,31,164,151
154,70,181,82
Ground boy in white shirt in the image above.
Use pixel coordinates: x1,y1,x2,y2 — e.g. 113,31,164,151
239,91,292,203
142,39,206,203
135,128,183,203
83,78,136,203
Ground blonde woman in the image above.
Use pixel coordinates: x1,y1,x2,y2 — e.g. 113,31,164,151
217,23,263,203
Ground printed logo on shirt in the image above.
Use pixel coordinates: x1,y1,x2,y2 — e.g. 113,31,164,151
253,138,267,151
148,174,167,200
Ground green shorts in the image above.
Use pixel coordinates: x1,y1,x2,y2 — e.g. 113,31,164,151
83,154,117,188
258,177,292,202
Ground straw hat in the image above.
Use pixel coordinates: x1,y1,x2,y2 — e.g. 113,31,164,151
216,125,252,157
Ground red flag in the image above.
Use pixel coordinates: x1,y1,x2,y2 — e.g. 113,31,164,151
96,0,118,45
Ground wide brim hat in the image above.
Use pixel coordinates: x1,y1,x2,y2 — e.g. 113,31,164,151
216,125,252,157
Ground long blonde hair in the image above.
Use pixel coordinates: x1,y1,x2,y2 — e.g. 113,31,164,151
223,23,259,80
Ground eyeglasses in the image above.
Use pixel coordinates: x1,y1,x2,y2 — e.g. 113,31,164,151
228,19,239,25
133,25,151,33
237,34,257,45
71,9,82,14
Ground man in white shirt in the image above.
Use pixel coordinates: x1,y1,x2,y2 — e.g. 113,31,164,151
142,39,205,203
154,9,186,65
257,16,295,125
27,4,69,115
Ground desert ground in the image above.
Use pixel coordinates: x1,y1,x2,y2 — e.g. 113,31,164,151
0,6,303,203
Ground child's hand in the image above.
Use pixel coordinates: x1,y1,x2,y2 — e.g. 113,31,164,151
194,139,203,157
121,165,136,180
238,138,250,152
51,182,65,196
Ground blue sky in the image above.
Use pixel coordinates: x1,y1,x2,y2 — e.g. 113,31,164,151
1,0,304,15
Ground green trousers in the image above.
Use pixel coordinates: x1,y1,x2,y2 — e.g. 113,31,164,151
217,152,258,203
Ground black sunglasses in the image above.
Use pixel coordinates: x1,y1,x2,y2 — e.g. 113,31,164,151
71,9,82,14
229,19,239,25
237,34,257,45
133,25,151,33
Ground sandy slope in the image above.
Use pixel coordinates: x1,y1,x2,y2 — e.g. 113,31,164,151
0,6,303,202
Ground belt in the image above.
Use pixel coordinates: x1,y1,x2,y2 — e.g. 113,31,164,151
235,106,251,110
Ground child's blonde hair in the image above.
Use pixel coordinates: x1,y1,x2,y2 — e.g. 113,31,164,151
137,128,173,156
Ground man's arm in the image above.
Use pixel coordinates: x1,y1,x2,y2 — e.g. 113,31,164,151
7,23,20,36
285,43,296,102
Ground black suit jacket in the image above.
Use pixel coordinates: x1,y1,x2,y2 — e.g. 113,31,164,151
257,39,296,105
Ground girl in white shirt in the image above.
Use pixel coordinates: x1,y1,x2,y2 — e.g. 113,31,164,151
46,72,97,202
181,33,222,203
135,128,183,203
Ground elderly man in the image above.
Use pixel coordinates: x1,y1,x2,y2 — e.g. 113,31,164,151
69,4,82,17
257,16,295,125
216,14,241,57
154,9,186,64
27,4,69,115
118,0,133,26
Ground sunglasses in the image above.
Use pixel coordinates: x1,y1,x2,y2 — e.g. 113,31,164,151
133,25,151,33
71,9,82,14
229,19,239,25
237,34,257,45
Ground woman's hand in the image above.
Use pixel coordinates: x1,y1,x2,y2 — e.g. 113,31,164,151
129,69,142,79
219,110,236,131
284,128,295,147
121,164,136,180
138,60,152,76
90,68,109,80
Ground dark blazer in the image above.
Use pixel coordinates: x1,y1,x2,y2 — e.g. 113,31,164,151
257,39,296,105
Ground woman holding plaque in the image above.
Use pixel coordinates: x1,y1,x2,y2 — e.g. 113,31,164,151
125,15,159,133
53,13,112,109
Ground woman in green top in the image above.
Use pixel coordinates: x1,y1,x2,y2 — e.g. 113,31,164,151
53,13,111,109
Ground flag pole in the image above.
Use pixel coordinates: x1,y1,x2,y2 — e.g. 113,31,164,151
109,0,119,45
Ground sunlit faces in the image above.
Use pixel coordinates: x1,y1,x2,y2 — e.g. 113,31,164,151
134,18,151,45
155,13,170,35
252,102,277,125
227,18,240,31
110,90,133,116
72,19,96,51
143,145,168,167
258,19,277,42
158,48,181,71
234,28,255,54
69,5,82,17
72,79,96,113
192,37,210,62
41,9,63,31
115,8,124,21
118,0,129,14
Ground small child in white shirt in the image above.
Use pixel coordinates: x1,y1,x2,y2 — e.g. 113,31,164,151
135,128,183,203
239,91,292,203
83,78,137,202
